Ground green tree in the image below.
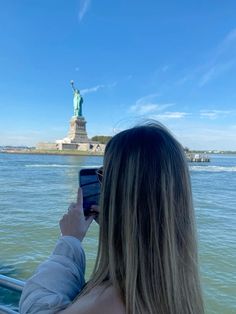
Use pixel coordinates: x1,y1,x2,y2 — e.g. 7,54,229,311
91,135,112,144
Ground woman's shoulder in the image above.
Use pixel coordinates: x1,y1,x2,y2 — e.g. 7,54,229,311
58,284,125,314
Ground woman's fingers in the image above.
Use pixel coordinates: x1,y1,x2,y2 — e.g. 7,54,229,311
90,204,100,213
59,189,97,241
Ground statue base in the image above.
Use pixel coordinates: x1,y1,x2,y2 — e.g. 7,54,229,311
67,116,89,143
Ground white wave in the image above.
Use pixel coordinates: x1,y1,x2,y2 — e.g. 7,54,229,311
25,164,79,168
25,164,102,168
190,166,236,172
80,165,102,168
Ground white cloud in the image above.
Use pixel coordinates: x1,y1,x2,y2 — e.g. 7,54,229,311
125,74,133,80
217,28,236,55
80,82,116,95
129,94,189,120
78,0,91,22
199,67,216,87
199,28,236,86
129,93,174,115
176,28,236,87
130,103,160,115
200,110,232,119
176,74,193,85
135,93,160,105
109,81,117,88
199,59,236,86
161,65,170,72
80,84,105,94
152,112,190,120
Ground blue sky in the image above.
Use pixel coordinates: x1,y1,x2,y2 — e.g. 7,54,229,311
0,0,236,150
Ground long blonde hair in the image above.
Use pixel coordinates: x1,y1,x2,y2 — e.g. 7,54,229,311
80,121,204,314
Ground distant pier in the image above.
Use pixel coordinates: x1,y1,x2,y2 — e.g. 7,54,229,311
186,153,210,162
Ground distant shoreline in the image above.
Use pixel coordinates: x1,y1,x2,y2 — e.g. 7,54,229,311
0,149,104,157
1,149,236,157
189,151,236,155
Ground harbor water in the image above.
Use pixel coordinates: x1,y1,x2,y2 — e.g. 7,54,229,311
0,153,235,313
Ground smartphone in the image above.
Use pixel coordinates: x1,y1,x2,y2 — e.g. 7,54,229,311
79,167,101,216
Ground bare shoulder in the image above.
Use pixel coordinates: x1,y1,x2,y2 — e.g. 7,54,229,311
58,285,125,314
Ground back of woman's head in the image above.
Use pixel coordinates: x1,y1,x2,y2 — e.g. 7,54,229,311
84,121,204,314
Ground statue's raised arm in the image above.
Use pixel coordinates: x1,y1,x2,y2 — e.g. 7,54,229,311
70,80,76,92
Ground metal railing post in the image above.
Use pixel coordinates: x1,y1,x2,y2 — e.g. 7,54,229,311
0,274,25,292
0,274,26,313
0,305,19,314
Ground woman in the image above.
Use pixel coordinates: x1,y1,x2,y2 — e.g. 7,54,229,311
20,121,204,314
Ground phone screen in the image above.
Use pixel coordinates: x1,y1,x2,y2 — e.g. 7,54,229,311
79,168,100,216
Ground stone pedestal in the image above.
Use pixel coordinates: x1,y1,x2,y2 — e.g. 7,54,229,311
67,116,88,143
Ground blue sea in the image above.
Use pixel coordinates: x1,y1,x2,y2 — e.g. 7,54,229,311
0,153,235,313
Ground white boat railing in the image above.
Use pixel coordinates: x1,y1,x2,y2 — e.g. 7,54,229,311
0,274,25,314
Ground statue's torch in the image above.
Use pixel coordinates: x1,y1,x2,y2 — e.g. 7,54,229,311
70,80,75,91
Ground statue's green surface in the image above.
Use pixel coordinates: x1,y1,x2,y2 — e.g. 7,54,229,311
70,80,83,117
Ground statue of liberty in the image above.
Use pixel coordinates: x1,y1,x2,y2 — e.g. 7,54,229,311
70,80,83,117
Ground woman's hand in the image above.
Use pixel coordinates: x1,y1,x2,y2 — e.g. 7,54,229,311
59,188,95,242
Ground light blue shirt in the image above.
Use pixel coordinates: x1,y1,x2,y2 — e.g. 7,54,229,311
19,236,86,314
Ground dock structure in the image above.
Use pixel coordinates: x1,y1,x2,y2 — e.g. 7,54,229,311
186,153,210,162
